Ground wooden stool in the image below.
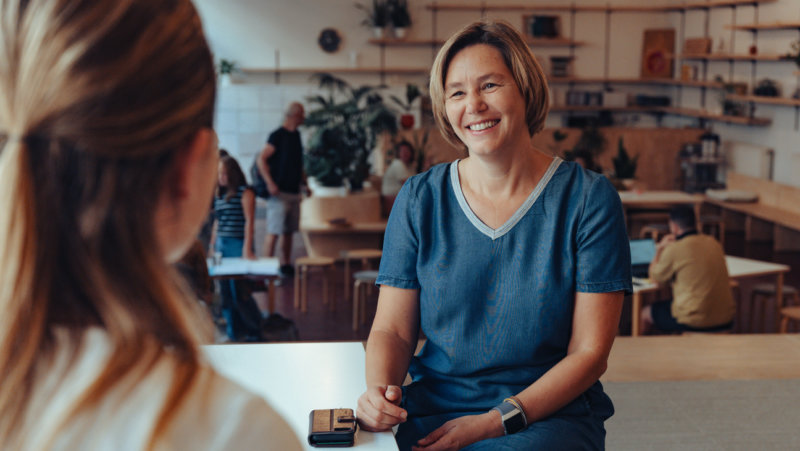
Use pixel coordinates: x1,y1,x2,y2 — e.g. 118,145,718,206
639,223,669,241
342,249,382,302
780,306,800,333
352,270,379,330
749,283,799,333
699,214,725,248
294,256,335,313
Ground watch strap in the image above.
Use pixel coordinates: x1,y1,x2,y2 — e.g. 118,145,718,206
492,401,526,435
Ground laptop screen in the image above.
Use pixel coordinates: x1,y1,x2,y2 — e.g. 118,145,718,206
629,239,656,266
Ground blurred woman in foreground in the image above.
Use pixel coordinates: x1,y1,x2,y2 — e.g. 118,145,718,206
0,0,300,449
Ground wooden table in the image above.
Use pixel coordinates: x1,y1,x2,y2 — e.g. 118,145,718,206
203,342,398,450
618,190,705,232
300,221,387,259
207,257,281,313
604,334,800,382
631,255,791,336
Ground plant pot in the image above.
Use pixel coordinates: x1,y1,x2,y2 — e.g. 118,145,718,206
393,27,407,39
621,178,636,190
372,27,385,39
307,177,348,197
400,114,415,130
219,73,231,86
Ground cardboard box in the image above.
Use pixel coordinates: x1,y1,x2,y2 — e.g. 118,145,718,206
603,92,628,107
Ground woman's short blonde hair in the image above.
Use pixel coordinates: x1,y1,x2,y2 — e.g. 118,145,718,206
429,20,550,149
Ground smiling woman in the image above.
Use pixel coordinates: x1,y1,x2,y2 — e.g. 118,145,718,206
357,20,632,451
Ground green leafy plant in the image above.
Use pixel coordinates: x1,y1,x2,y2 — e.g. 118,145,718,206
390,83,421,112
355,0,389,28
388,0,411,28
570,126,606,160
304,73,398,189
784,40,800,68
612,137,638,179
218,59,238,75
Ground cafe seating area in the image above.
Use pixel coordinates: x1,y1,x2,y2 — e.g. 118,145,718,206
194,0,800,448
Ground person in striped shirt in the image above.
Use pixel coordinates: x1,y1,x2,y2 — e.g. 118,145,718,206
211,156,261,341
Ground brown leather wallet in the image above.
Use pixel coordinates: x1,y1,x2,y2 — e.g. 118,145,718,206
308,408,357,447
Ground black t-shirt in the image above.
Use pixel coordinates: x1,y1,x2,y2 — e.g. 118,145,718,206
266,127,303,194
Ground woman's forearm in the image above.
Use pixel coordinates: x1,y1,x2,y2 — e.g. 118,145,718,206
513,348,608,423
365,328,415,388
514,291,621,424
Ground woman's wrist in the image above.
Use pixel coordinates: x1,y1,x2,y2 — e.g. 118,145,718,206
482,410,505,439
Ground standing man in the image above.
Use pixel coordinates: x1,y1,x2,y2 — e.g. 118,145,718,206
641,205,735,333
256,102,305,276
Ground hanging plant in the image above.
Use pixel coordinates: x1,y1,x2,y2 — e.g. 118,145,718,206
612,137,638,180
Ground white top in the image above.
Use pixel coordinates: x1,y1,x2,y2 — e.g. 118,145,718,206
381,159,414,196
21,328,302,451
203,342,399,450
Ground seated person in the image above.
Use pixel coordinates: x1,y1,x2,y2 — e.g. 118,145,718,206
641,205,735,333
381,140,415,216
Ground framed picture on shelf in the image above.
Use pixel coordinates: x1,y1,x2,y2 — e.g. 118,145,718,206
523,15,561,40
641,29,675,79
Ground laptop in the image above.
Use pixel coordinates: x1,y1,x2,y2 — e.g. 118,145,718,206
629,238,656,278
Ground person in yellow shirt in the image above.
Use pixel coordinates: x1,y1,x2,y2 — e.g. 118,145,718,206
641,205,735,333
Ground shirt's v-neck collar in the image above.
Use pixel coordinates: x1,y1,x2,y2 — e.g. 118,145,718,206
450,157,562,240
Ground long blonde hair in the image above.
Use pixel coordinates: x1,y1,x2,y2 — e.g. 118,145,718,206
0,0,216,447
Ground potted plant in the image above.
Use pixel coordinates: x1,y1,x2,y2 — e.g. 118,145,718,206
390,83,421,130
612,137,638,189
217,59,239,86
356,0,389,39
388,0,411,39
304,73,398,191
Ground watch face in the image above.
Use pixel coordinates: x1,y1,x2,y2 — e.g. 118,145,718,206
318,28,341,53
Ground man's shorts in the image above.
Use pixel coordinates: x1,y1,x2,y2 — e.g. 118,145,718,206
265,193,300,235
650,300,733,333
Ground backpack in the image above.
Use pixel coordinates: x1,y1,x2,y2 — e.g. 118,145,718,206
250,156,270,199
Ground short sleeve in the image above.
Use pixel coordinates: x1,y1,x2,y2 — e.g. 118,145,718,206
575,176,632,293
266,130,279,146
376,180,421,289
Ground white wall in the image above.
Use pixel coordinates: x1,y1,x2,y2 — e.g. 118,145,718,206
195,0,800,187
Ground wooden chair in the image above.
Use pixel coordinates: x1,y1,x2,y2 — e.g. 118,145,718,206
294,256,336,313
639,223,669,241
699,214,725,248
342,249,382,301
749,283,799,332
352,270,379,331
780,306,800,333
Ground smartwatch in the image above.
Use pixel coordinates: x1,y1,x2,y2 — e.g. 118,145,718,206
492,399,527,435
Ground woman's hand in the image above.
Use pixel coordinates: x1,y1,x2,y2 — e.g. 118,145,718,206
412,411,503,451
357,385,407,432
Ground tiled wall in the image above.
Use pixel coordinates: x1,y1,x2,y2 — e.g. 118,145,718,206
215,83,316,181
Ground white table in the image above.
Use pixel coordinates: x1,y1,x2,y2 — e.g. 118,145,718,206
631,255,791,336
207,257,281,312
203,342,398,450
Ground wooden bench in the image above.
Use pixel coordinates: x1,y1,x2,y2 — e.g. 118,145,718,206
704,172,800,252
299,191,385,259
